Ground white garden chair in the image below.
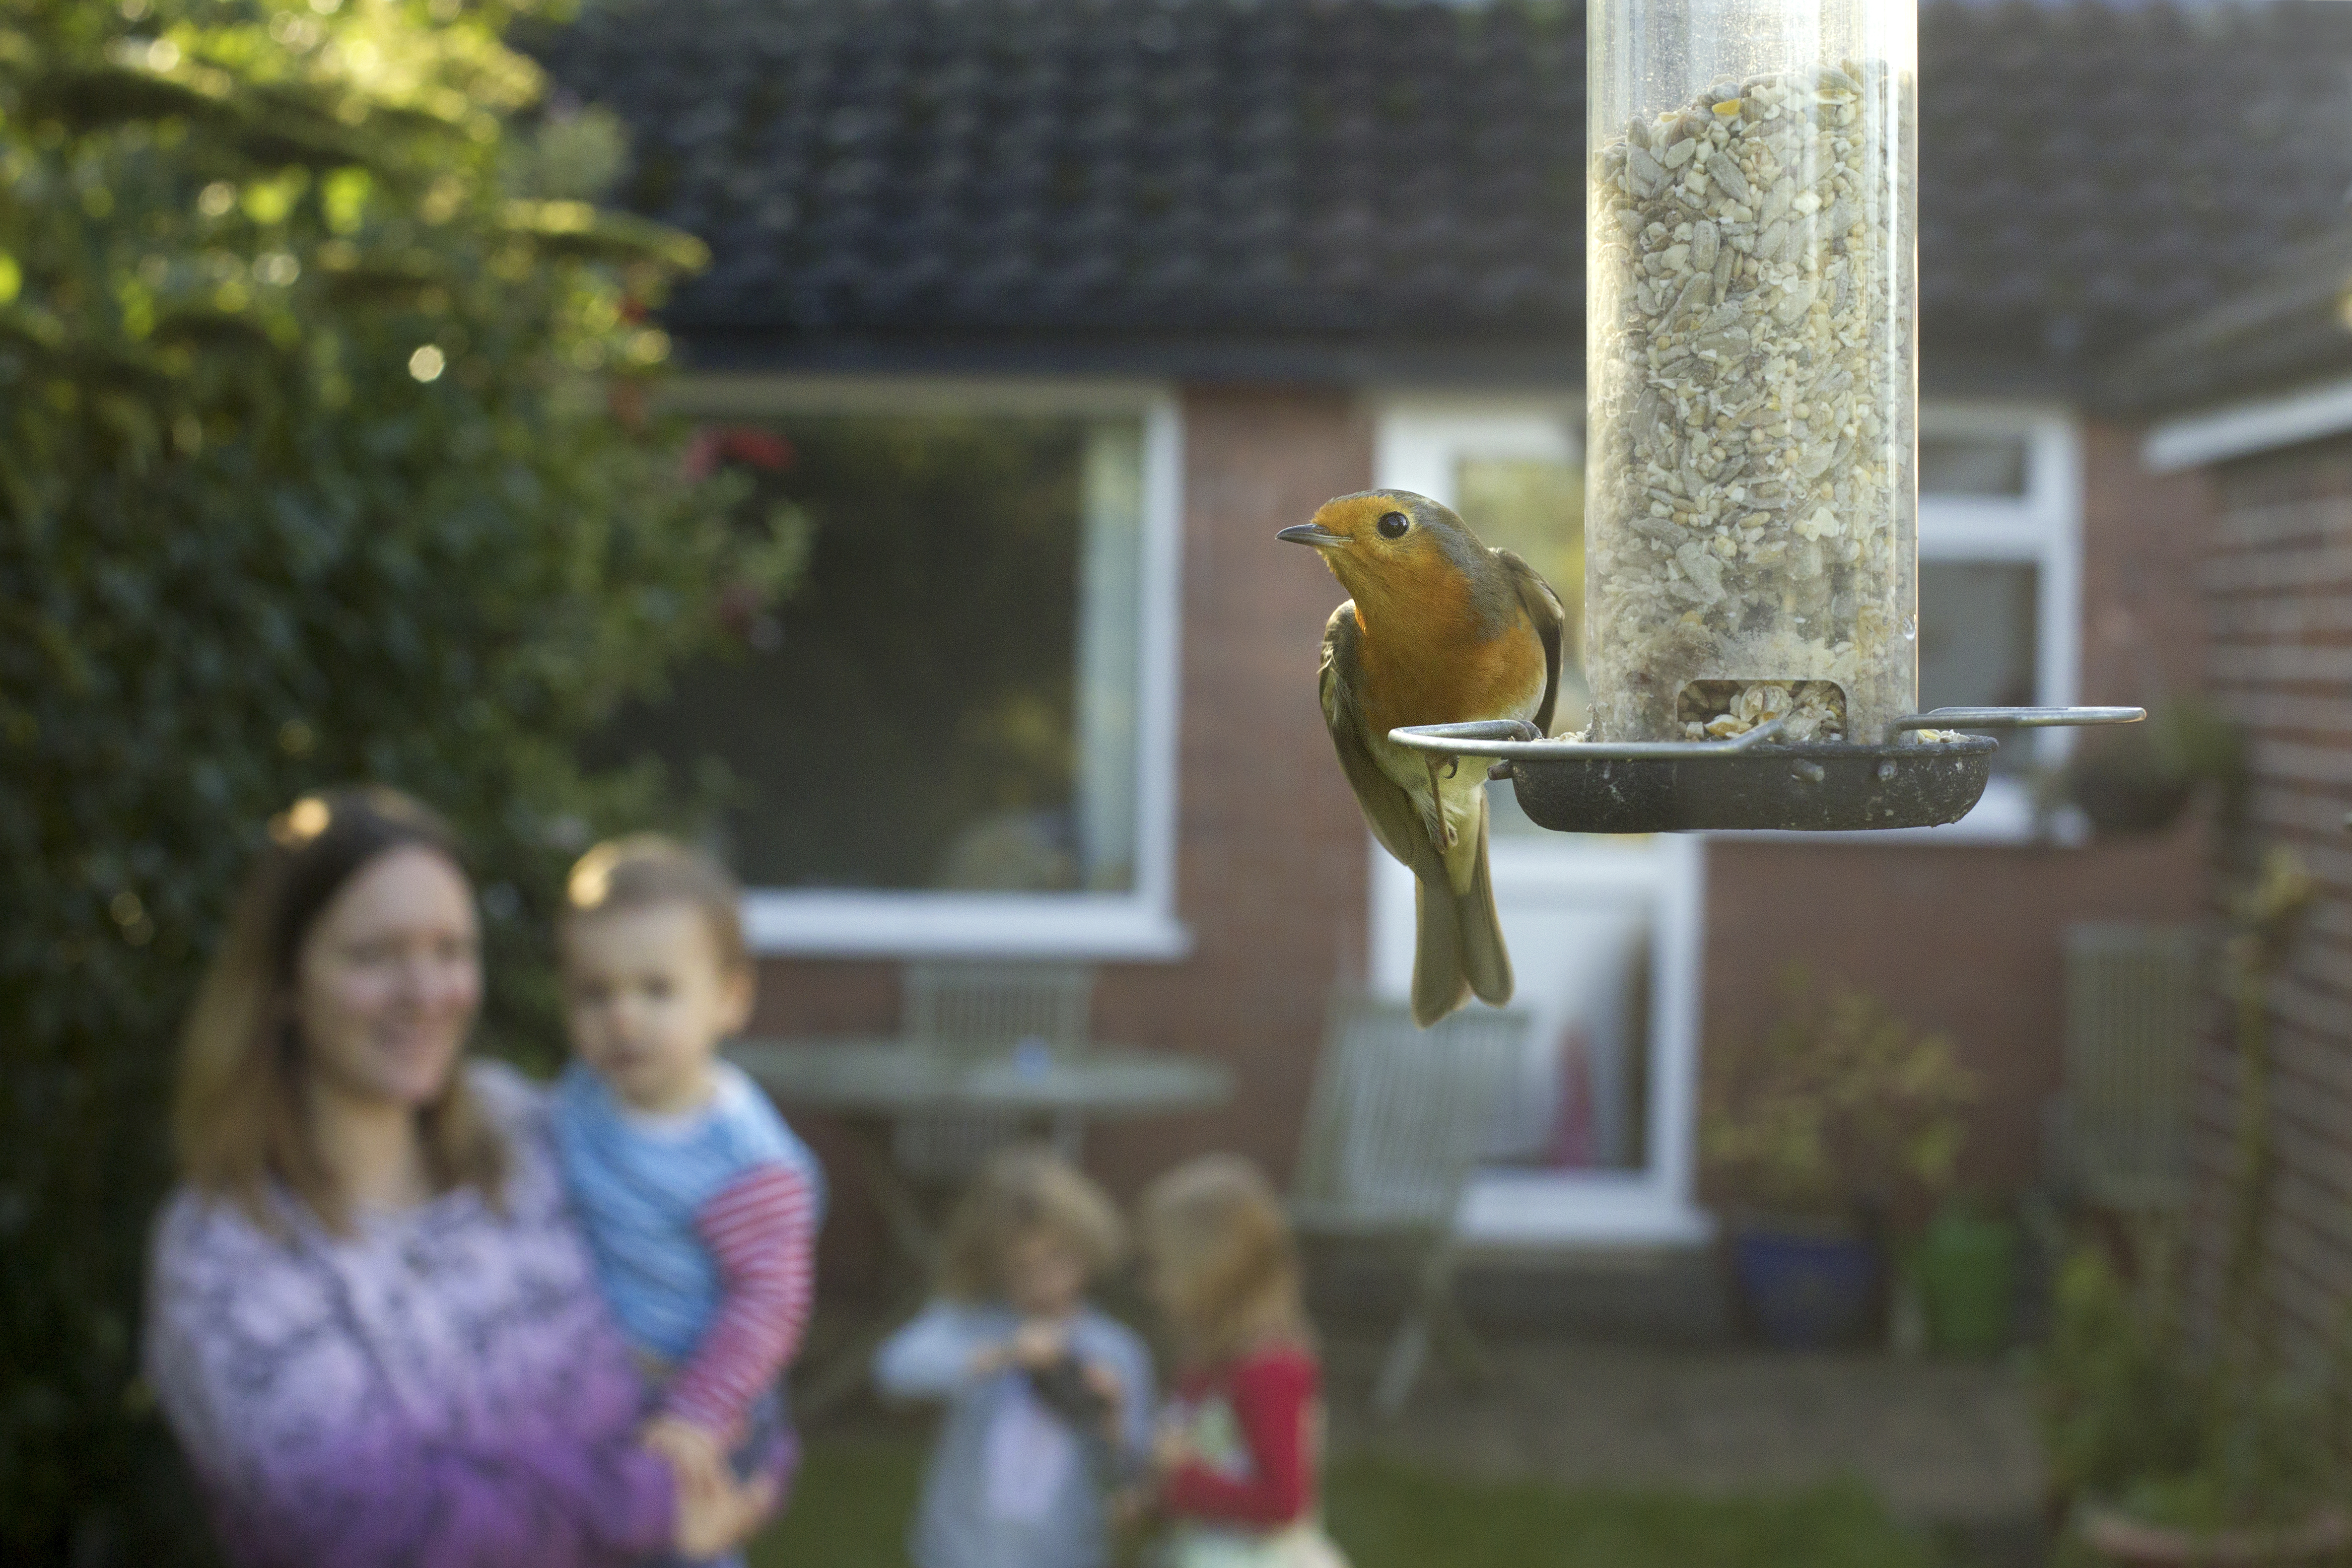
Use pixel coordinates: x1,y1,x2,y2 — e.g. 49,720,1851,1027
1289,994,1533,1418
892,960,1096,1177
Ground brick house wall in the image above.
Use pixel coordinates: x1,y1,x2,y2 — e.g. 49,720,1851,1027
2195,432,2352,1362
1700,421,2217,1205
748,386,1375,1294
1701,832,2210,1206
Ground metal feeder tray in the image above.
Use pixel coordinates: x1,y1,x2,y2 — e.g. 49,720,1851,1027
1388,706,2145,835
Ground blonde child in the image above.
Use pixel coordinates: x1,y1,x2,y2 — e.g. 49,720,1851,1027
1137,1155,1348,1568
874,1145,1155,1568
550,835,824,1568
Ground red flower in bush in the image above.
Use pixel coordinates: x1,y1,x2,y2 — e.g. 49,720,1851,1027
685,426,795,479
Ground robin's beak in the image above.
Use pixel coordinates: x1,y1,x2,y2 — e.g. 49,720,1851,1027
1277,523,1347,549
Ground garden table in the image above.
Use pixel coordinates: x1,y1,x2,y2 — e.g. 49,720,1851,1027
727,1035,1232,1413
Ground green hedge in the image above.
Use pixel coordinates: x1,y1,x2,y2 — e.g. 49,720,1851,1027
0,2,788,1558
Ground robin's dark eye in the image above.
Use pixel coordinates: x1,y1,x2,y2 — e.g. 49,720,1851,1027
1377,511,1410,539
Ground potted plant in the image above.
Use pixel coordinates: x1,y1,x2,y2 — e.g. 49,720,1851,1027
2039,849,2348,1566
2043,1247,2349,1568
1703,968,1976,1349
1914,1195,2021,1356
2056,698,2246,839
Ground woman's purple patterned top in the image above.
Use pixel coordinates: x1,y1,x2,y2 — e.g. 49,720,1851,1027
143,1063,677,1568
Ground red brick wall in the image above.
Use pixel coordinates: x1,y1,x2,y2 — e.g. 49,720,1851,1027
1701,833,2209,1206
749,386,1374,1295
2081,420,2219,706
1701,420,2216,1206
2196,432,2352,1360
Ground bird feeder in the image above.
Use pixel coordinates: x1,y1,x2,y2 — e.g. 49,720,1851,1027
1391,0,2136,832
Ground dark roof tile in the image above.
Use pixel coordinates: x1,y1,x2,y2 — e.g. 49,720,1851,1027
538,0,2352,376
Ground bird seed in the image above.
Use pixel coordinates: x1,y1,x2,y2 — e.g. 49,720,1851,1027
1586,61,1916,746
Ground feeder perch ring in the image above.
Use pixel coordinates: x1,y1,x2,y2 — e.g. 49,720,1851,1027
1386,705,2143,834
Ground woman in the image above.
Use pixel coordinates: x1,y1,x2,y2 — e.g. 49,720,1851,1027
142,786,775,1568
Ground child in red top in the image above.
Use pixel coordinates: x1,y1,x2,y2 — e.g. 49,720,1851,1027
1137,1155,1349,1568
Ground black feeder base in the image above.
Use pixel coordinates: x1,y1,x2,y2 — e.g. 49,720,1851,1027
1505,737,1997,834
1388,707,2144,836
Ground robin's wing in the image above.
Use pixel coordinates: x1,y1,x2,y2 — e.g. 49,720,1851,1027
1495,548,1569,737
1320,603,1444,879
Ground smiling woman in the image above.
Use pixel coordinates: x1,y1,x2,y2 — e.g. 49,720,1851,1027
172,786,503,1230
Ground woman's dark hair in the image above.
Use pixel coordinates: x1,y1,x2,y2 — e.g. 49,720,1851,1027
174,786,507,1232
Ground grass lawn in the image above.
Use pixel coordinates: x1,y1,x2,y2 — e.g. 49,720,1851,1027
750,1438,1940,1568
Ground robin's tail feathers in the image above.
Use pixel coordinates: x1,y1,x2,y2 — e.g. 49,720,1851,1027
1410,878,1472,1026
1459,829,1512,1004
1409,827,1513,1027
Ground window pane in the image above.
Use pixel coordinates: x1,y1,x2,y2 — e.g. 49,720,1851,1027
1920,435,2027,498
1483,923,1651,1174
1919,561,2038,773
609,412,1147,892
1453,455,1587,837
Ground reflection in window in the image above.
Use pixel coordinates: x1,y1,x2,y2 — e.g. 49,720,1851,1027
1920,435,2028,497
609,412,1148,892
1920,560,2039,773
1484,918,1651,1173
1453,456,1588,838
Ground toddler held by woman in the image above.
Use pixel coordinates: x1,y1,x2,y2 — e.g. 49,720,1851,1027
874,1145,1155,1568
551,835,824,1568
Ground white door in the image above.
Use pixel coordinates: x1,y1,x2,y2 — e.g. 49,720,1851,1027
1371,402,1711,1247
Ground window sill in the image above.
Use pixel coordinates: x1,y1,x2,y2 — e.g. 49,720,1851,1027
741,891,1195,961
1457,1171,1717,1248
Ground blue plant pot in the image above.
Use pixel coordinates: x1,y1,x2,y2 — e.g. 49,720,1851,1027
1730,1221,1882,1349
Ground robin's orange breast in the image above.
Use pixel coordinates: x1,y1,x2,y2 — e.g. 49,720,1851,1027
1353,603,1548,738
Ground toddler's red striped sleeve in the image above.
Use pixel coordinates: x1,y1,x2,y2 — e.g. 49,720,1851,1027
662,1161,819,1439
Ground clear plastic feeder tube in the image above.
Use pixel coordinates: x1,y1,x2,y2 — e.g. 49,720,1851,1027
1586,0,1917,746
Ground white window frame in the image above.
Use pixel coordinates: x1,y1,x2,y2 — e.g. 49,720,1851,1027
657,374,1192,960
1904,399,2084,841
1720,400,2085,844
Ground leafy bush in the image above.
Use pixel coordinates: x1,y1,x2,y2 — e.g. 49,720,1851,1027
2037,1245,2206,1508
2037,851,2345,1536
2038,1241,2342,1534
0,1,790,1559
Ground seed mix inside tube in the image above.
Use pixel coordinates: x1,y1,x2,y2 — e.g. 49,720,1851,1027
1586,62,1917,745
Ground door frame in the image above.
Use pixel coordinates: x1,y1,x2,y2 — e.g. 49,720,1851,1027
1372,398,1713,1248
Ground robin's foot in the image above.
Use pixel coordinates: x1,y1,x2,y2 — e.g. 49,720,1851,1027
1424,758,1460,849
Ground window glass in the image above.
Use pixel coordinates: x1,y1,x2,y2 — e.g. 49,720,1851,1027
1483,923,1652,1174
607,412,1148,892
1920,435,2028,498
1453,455,1588,837
1919,560,2039,773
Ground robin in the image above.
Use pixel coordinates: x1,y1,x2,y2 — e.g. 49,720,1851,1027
1279,489,1566,1025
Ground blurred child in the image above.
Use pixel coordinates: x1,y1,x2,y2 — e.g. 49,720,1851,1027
551,834,824,1568
1137,1155,1348,1568
874,1144,1155,1568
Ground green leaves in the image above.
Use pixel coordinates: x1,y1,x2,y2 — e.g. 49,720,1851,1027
0,0,783,1560
1701,966,1977,1223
